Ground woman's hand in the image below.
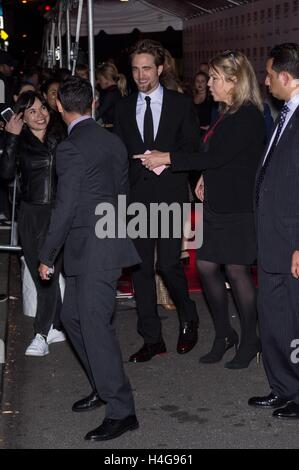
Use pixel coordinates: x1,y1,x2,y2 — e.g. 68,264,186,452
195,175,204,201
5,113,23,135
291,250,299,279
133,150,171,171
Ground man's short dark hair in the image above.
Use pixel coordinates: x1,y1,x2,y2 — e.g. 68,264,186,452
57,76,93,114
269,43,299,79
129,39,165,67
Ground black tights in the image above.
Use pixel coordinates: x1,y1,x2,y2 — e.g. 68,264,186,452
196,260,258,345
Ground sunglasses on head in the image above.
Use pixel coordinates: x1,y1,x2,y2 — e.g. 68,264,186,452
222,50,238,67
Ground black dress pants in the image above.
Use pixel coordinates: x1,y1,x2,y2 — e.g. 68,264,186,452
258,265,299,403
132,235,198,344
61,269,136,420
18,202,62,336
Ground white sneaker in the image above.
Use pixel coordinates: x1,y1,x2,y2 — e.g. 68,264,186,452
25,334,49,356
47,325,66,344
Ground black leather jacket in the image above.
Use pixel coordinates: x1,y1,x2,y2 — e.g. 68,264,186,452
0,126,64,205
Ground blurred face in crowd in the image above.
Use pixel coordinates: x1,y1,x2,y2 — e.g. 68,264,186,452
96,73,111,90
23,98,50,134
0,63,14,77
208,66,235,105
131,53,163,94
75,69,89,80
194,73,208,94
44,82,60,111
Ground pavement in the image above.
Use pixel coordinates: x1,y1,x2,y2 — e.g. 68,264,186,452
0,246,298,451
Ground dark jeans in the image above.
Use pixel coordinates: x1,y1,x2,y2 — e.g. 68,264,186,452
18,202,63,336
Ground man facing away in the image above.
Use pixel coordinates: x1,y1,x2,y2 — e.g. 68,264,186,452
39,76,140,441
249,43,299,419
114,40,201,363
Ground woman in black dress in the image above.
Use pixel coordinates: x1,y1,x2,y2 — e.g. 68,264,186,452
136,51,266,369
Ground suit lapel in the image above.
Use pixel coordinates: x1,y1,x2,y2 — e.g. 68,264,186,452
274,104,299,153
127,93,144,146
154,87,168,146
257,104,299,177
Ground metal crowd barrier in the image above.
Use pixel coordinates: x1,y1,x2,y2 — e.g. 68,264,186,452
0,178,22,252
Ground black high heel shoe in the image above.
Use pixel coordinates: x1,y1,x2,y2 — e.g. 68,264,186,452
224,340,261,369
199,330,239,364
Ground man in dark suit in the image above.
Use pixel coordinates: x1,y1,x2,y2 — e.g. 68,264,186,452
38,76,140,440
248,43,299,419
114,39,201,363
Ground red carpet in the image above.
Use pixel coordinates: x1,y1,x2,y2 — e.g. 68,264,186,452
117,249,203,297
117,250,258,297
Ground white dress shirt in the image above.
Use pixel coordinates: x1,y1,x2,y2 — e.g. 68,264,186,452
263,91,299,165
136,84,164,143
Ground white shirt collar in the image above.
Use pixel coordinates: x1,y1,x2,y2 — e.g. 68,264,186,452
138,84,163,104
286,91,299,111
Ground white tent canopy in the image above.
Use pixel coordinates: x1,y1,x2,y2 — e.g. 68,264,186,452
69,0,183,36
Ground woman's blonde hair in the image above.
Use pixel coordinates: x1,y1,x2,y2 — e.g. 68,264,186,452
209,50,263,113
96,62,127,97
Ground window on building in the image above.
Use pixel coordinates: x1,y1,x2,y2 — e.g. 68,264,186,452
275,4,281,18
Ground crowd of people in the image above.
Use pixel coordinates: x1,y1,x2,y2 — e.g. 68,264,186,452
1,39,299,440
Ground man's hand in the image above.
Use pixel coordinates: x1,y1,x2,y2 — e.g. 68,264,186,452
39,263,52,281
195,175,204,201
291,250,299,279
133,151,170,171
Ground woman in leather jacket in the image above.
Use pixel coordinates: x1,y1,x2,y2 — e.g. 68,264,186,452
0,91,67,356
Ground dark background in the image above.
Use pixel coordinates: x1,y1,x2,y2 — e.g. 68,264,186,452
2,0,182,74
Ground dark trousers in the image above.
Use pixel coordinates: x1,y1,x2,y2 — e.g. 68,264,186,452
61,269,135,420
132,236,198,344
18,202,62,336
258,265,299,403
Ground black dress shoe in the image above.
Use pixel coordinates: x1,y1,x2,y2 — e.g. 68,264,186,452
248,392,287,409
177,321,198,354
72,391,105,412
85,415,139,441
273,402,299,419
129,341,166,363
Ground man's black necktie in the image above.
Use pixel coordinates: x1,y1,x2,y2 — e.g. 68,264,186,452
143,96,154,149
255,103,290,207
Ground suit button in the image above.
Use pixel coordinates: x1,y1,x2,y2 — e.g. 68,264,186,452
143,176,148,181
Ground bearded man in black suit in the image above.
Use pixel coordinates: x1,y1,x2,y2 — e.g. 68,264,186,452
114,40,201,363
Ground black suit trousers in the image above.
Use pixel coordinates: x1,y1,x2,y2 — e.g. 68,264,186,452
132,235,198,344
258,265,299,403
61,268,135,419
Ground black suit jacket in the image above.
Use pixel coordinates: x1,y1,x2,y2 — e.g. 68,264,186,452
114,87,201,204
256,103,299,273
171,104,266,213
39,118,140,276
